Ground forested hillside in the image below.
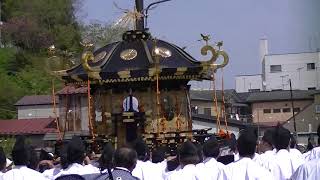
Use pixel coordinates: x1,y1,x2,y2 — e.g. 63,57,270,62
0,0,81,119
0,0,127,119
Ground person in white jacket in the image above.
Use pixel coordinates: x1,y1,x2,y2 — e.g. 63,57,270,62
196,136,225,180
1,136,45,180
272,125,304,180
217,128,273,180
165,140,200,180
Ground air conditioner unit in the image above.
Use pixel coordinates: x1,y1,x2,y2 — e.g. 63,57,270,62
315,105,320,113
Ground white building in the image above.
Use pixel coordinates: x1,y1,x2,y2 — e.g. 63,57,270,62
15,95,58,119
235,74,262,92
235,38,320,92
263,51,320,91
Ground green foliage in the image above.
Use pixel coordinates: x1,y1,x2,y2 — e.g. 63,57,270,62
0,0,126,120
81,22,128,48
0,137,15,157
0,48,16,71
1,0,82,51
0,0,79,119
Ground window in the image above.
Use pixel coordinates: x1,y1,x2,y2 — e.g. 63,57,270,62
307,63,315,70
308,87,316,90
273,109,281,113
270,65,282,73
293,108,300,113
263,109,271,113
283,108,291,113
249,89,260,92
191,106,198,114
204,108,211,116
315,105,320,113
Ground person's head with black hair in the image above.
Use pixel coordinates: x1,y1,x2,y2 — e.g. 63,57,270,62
289,133,297,149
192,141,203,163
27,147,39,170
99,142,114,171
317,124,320,145
178,140,200,167
151,146,166,163
40,149,54,161
38,149,54,173
203,136,220,159
132,138,149,161
67,136,85,165
60,144,69,169
114,147,138,172
306,136,314,152
260,129,274,153
12,136,32,166
229,133,237,152
0,147,6,172
273,124,291,151
237,127,258,158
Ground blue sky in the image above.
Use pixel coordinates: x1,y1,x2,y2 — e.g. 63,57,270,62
80,0,320,88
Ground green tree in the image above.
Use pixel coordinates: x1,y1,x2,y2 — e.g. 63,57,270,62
1,0,82,52
81,21,128,48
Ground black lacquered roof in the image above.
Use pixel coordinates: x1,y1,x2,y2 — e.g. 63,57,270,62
61,30,209,84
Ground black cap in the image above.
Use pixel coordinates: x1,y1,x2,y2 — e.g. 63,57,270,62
262,129,274,146
237,127,258,157
178,140,198,159
132,138,149,160
12,136,32,166
203,135,220,158
67,136,85,164
273,124,291,150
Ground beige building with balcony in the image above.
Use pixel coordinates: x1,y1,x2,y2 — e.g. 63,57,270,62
247,90,317,123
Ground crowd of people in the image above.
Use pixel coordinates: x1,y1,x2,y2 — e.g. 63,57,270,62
0,124,319,180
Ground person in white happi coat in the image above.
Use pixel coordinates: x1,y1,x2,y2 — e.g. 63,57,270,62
290,158,320,180
256,129,278,175
54,136,99,179
162,157,181,179
305,125,320,161
0,136,45,180
196,136,225,180
289,134,305,164
42,146,68,180
272,125,304,180
131,138,168,180
131,138,152,180
165,140,200,180
217,128,273,180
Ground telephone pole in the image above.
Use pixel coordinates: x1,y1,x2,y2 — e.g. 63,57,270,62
289,79,297,138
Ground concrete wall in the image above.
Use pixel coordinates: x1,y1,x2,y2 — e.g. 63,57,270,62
235,75,262,92
283,93,320,134
251,100,312,123
264,52,320,91
17,105,58,119
283,103,318,133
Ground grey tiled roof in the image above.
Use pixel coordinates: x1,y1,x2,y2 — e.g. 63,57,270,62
190,89,240,102
14,95,58,106
246,90,319,102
